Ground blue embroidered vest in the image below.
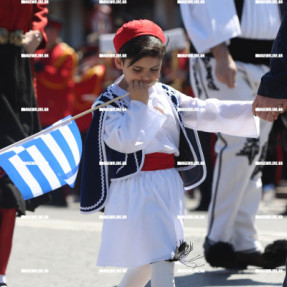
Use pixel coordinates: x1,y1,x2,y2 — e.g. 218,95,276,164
80,84,206,213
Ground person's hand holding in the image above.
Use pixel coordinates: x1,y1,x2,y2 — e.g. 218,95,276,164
23,30,43,54
128,80,149,105
252,94,287,122
211,43,237,89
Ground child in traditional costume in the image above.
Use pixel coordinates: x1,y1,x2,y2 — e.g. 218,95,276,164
80,19,260,287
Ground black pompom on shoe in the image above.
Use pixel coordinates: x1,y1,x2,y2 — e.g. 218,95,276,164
204,240,247,269
263,239,287,267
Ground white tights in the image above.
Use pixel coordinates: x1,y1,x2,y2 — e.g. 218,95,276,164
118,261,175,287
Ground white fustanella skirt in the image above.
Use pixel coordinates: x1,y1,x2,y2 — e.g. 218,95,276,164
97,168,185,268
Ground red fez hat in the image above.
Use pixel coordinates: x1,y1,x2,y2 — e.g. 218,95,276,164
113,19,166,53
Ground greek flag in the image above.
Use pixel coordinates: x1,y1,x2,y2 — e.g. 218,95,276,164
0,116,82,200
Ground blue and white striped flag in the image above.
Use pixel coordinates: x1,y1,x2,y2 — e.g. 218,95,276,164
0,116,82,200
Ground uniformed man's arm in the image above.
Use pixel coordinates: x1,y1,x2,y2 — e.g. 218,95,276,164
257,12,287,100
210,43,237,89
253,5,287,122
180,0,241,53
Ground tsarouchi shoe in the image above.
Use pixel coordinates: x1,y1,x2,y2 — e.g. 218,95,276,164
204,238,287,269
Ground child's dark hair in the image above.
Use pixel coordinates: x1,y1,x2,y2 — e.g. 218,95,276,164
118,35,167,67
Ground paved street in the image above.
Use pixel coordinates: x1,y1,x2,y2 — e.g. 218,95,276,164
7,194,287,287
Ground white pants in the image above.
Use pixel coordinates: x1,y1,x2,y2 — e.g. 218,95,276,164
118,261,175,287
190,57,272,251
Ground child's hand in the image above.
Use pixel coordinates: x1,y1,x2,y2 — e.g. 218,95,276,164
128,80,149,105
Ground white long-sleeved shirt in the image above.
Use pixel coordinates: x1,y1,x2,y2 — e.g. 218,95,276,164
180,0,281,53
103,81,259,155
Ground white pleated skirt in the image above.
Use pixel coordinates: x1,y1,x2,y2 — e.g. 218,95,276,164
97,168,185,268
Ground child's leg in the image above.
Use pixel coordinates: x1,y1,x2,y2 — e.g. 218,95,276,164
151,261,175,287
118,264,151,287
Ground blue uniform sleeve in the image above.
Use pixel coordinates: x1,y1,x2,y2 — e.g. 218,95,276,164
258,4,287,100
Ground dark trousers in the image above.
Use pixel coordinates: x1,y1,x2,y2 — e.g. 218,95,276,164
0,44,44,213
0,44,40,149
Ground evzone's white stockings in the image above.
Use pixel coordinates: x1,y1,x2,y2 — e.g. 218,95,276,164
118,261,175,287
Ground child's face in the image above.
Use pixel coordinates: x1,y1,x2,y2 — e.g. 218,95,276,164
115,56,162,87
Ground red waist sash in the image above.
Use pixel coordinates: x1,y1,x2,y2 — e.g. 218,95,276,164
141,153,175,171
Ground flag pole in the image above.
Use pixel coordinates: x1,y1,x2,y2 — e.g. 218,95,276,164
71,92,129,121
0,79,158,154
0,92,129,154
